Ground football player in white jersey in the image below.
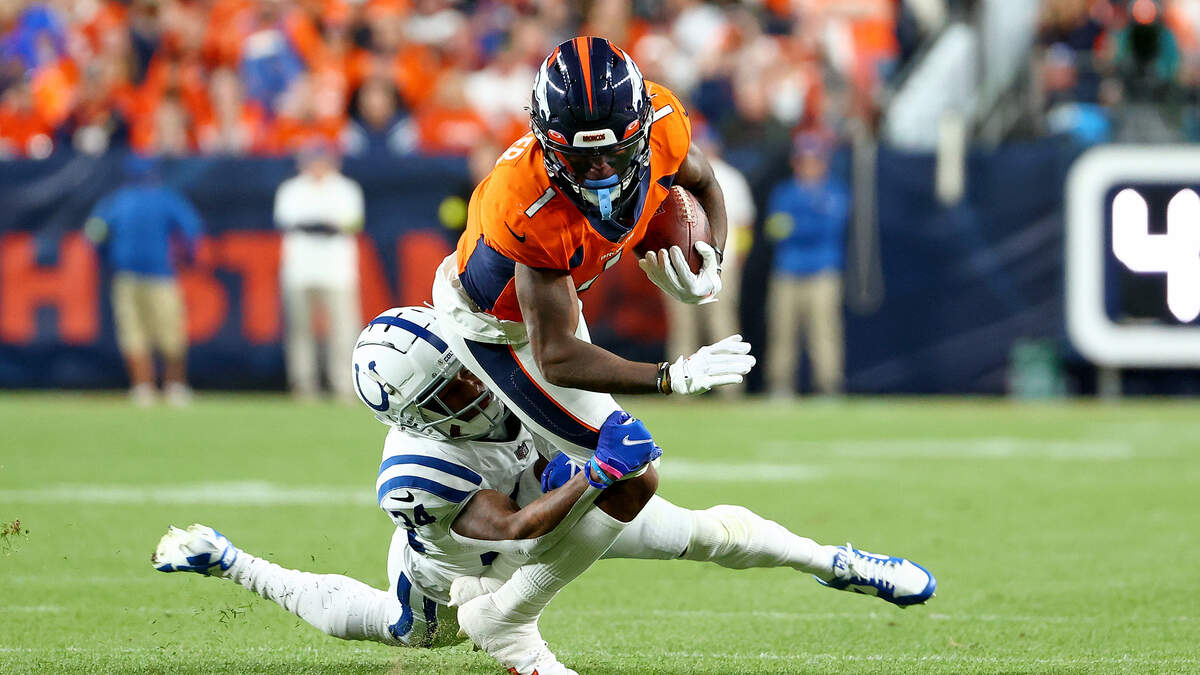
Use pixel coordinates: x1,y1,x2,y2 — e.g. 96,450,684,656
152,307,935,675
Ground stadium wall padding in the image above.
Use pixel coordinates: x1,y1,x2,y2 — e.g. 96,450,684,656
0,146,1071,393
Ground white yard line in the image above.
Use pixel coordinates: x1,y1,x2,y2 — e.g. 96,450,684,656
0,481,378,506
5,604,1191,625
0,461,824,505
759,438,1134,459
606,651,1200,666
563,608,1194,624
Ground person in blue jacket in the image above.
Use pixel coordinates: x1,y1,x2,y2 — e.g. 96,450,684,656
764,133,850,397
85,155,203,405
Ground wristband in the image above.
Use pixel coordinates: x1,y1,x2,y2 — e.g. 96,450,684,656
656,361,672,395
585,457,615,489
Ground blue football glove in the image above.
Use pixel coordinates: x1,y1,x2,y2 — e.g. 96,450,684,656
587,410,662,488
541,453,585,493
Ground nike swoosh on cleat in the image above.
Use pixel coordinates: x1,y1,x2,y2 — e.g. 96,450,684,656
393,491,415,503
505,223,527,242
621,436,653,446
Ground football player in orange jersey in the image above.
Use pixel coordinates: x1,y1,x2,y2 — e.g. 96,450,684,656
431,37,755,673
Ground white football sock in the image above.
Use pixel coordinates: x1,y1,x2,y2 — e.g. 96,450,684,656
488,507,628,623
223,553,403,645
682,504,838,577
604,495,695,560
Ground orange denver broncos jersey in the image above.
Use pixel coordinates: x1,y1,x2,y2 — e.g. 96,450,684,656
455,81,692,323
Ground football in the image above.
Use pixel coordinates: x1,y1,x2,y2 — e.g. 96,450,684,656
633,185,712,273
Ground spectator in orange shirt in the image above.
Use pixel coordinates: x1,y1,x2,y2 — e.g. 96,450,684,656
267,75,343,155
197,67,266,155
413,68,488,155
0,80,54,158
65,62,131,155
29,34,77,130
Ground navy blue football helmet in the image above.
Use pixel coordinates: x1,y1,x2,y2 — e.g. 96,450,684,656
530,37,653,224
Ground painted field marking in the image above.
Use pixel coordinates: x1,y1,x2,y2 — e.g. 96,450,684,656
759,438,1134,460
0,461,823,505
561,608,1194,624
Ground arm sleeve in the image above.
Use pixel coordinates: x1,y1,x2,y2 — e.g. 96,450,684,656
85,195,114,244
647,82,693,177
169,190,204,243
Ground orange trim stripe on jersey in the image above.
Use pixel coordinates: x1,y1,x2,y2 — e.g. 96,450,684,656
575,36,594,115
508,344,601,433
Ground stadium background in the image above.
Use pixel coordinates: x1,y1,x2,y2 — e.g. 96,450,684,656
4,2,1200,674
6,0,1197,395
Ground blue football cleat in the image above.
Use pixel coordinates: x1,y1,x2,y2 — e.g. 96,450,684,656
817,543,936,607
151,524,240,575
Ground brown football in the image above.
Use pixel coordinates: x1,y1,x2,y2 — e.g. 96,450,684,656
633,185,712,274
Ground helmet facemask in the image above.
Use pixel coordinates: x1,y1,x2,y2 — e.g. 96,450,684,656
534,114,651,222
362,355,508,441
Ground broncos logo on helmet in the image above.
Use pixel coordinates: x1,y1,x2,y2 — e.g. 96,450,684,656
530,37,654,225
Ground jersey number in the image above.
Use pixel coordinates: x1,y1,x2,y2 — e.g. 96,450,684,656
391,505,437,530
501,136,535,162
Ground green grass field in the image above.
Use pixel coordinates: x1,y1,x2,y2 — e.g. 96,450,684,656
2,394,1199,674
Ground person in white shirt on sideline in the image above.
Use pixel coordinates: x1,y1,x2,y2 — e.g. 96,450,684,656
274,143,365,401
663,127,756,398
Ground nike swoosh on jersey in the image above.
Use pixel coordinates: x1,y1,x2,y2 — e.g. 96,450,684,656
621,436,654,446
393,491,416,503
504,222,527,242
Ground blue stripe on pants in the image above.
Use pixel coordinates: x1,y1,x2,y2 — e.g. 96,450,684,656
388,573,414,640
463,339,601,450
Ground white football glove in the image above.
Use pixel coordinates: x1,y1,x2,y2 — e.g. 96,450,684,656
668,335,756,395
638,241,723,305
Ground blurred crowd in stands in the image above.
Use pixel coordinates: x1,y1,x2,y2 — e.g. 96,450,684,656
1037,0,1200,143
0,0,909,159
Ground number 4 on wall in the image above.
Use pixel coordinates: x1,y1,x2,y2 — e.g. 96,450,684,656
1111,188,1200,323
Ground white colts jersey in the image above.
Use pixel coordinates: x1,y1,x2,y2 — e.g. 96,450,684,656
376,426,539,604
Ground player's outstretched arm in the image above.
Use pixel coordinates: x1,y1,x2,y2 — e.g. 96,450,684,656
452,412,662,542
451,472,591,542
517,263,755,394
516,263,662,393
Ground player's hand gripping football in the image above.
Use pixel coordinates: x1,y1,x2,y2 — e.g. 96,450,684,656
584,411,662,489
667,334,755,395
638,241,723,305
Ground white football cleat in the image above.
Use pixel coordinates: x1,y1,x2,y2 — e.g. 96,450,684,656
152,524,239,575
456,593,577,675
817,543,936,607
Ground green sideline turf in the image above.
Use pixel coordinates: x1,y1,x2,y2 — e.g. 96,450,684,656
1,394,1198,674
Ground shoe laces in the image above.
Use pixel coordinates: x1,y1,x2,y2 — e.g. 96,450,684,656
844,543,897,592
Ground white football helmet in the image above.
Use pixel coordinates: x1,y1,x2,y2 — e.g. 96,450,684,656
352,306,508,440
